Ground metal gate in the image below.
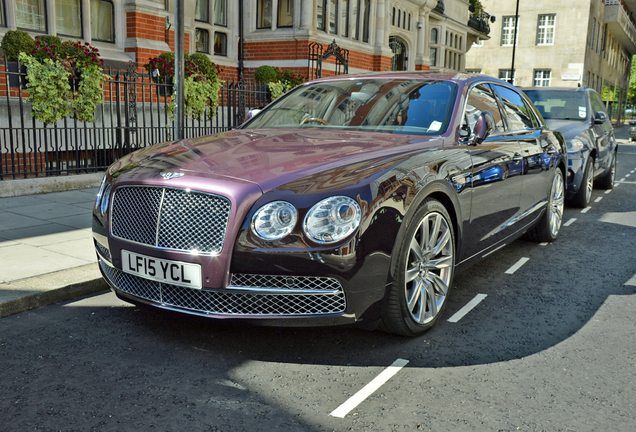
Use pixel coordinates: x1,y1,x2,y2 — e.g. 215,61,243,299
308,40,349,80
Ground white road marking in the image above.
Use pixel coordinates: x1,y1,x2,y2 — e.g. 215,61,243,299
448,294,488,323
619,178,626,182
625,274,636,286
539,242,549,246
605,189,612,194
626,174,631,178
330,358,409,418
594,197,603,203
505,257,530,274
581,207,592,213
563,218,577,226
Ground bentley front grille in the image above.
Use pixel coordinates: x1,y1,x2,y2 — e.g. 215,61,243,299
111,186,231,254
99,260,347,316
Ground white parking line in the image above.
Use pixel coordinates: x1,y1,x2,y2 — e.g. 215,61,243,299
505,257,530,274
605,189,612,194
539,242,549,246
581,206,592,213
626,174,631,178
594,197,603,203
625,274,636,286
448,294,487,323
563,218,577,226
620,178,626,182
330,358,409,418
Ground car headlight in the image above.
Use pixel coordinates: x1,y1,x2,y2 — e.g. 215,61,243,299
303,196,361,244
95,174,112,217
566,138,585,152
251,201,298,241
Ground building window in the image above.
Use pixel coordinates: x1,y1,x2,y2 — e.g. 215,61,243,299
361,0,370,42
214,31,227,56
499,69,515,85
352,0,359,39
257,0,272,28
57,0,82,37
536,14,555,45
195,0,209,22
278,0,293,27
466,69,482,74
340,0,349,36
534,70,551,86
328,0,337,33
430,47,437,66
430,28,438,44
317,0,326,31
195,28,209,52
214,0,226,26
392,7,395,26
91,0,114,42
16,0,47,31
408,13,411,30
501,16,518,46
1,0,5,27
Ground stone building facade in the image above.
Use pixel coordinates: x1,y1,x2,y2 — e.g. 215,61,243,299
465,0,635,116
0,0,490,82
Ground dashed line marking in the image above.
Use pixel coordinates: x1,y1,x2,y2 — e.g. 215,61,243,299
594,197,603,203
505,257,530,274
539,242,549,246
330,358,409,418
620,178,626,182
615,182,621,187
563,218,577,226
581,206,592,213
605,189,612,194
626,174,631,178
625,274,636,286
448,294,487,323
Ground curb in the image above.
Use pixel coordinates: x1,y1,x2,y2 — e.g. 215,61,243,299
0,264,108,318
0,172,104,198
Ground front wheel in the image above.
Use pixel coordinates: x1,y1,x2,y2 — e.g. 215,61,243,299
570,158,594,208
526,168,565,243
598,151,616,190
381,199,455,337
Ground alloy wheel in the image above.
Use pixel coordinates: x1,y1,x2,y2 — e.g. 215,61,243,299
549,170,565,238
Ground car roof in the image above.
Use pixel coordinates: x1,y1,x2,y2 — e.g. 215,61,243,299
307,71,509,86
521,86,590,92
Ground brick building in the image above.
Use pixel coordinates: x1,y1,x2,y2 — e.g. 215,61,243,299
0,0,491,81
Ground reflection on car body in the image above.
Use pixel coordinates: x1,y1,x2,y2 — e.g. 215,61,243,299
93,72,567,336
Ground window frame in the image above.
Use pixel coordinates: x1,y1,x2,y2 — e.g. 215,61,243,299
498,69,516,85
56,0,83,38
501,15,518,47
256,0,272,29
195,0,210,23
214,0,227,26
1,0,6,27
91,0,115,43
195,27,210,53
278,0,293,27
214,31,227,56
533,69,551,87
536,14,555,46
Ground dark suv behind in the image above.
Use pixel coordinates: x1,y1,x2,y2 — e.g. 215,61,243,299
523,87,617,207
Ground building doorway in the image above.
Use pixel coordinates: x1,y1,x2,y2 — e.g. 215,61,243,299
390,36,408,71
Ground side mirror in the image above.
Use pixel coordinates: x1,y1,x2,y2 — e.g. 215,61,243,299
472,111,496,145
594,111,607,124
245,109,262,121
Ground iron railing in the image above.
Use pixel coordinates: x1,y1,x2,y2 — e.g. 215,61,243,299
0,60,271,180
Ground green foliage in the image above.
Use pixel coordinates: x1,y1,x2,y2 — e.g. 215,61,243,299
628,57,636,101
20,52,71,124
72,63,110,122
169,74,222,121
469,0,483,17
1,30,35,61
268,81,296,100
254,65,278,84
189,53,219,82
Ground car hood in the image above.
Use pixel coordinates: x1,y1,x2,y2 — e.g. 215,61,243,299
544,119,589,140
110,129,442,193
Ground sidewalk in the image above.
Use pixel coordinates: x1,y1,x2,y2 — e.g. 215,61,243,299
0,125,632,318
0,173,107,318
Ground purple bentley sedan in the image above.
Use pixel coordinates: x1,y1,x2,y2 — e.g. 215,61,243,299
93,72,566,336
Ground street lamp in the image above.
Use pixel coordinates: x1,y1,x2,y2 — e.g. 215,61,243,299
509,0,520,84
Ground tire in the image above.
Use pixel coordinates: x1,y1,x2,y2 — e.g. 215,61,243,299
380,199,455,337
570,158,594,208
526,168,565,243
598,151,617,190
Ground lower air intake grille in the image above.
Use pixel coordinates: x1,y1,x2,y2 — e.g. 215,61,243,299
99,260,346,316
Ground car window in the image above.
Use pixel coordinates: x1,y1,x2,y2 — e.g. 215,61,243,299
524,89,588,121
589,90,607,115
461,84,505,137
492,85,536,130
243,79,457,136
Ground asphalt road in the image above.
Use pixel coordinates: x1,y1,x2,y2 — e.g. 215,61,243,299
1,144,635,432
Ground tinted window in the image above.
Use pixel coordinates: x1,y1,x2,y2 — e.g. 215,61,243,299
589,90,607,115
462,84,505,135
524,89,588,121
493,85,536,130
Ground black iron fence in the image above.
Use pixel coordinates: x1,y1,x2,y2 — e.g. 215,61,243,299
0,61,271,180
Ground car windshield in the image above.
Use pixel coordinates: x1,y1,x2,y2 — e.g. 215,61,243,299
524,90,588,121
243,78,457,135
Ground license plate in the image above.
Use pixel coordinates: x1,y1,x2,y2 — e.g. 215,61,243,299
121,250,202,289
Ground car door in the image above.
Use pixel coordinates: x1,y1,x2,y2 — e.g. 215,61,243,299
491,84,555,217
589,90,613,173
460,83,524,259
